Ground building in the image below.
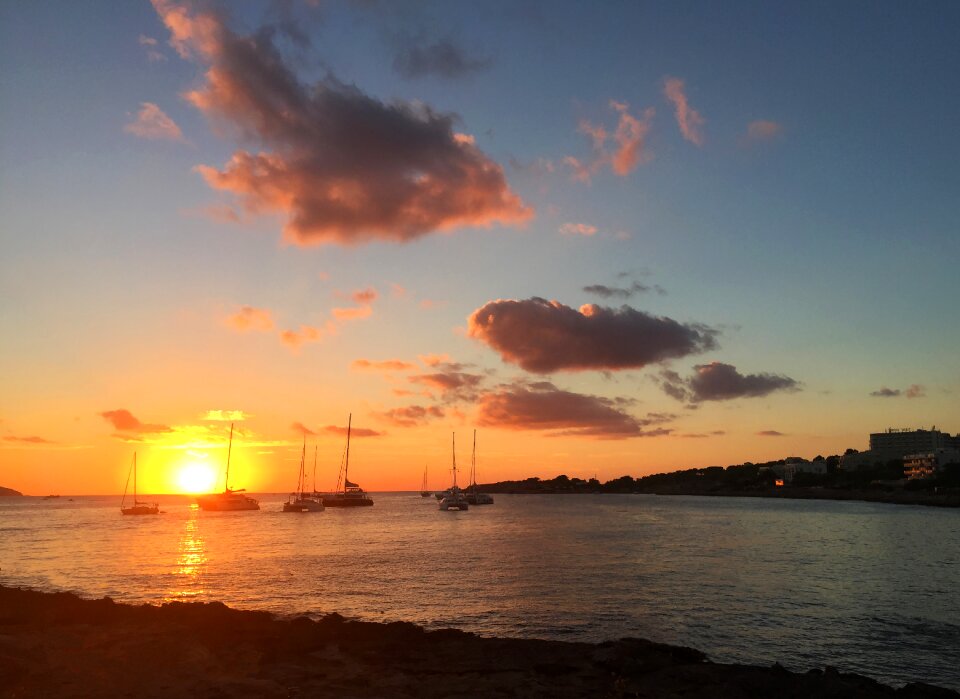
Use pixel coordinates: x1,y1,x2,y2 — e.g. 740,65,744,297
771,460,828,483
843,428,960,470
903,449,960,480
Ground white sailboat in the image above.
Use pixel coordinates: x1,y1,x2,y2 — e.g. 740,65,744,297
420,465,432,497
197,423,259,511
322,414,373,507
439,433,469,511
120,452,159,516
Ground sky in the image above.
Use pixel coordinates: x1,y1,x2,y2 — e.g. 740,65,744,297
1,0,958,495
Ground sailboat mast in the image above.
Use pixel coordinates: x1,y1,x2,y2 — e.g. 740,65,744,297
471,430,477,487
313,445,317,493
298,434,306,498
344,413,352,491
452,432,458,488
133,452,137,503
225,423,234,492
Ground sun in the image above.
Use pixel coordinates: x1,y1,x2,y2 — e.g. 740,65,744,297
177,463,218,494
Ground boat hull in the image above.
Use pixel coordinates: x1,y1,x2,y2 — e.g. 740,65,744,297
197,492,260,511
322,496,373,507
282,498,324,512
121,505,159,515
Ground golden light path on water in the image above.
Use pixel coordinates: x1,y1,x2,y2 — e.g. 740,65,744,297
1,493,958,692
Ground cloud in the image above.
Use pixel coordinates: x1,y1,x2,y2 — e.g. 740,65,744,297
376,405,445,427
139,34,167,62
203,410,250,421
663,77,705,146
279,324,329,351
870,387,901,398
3,435,56,444
152,0,531,246
392,37,490,79
100,409,171,434
332,286,377,320
418,353,451,367
468,297,717,374
905,384,926,399
745,119,782,143
566,101,654,182
870,384,926,399
757,430,785,437
661,362,799,402
583,281,664,299
225,305,274,332
291,421,317,436
559,222,598,237
352,359,416,372
477,381,672,439
408,364,486,402
124,102,185,142
323,425,384,438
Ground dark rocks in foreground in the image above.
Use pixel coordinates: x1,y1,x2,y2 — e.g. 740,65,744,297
0,586,955,698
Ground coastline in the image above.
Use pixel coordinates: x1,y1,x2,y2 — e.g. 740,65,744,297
1,586,955,698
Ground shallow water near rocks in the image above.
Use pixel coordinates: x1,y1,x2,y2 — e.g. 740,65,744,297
2,493,957,690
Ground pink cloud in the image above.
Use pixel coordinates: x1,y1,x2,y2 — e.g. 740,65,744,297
745,119,783,143
559,222,598,237
152,0,532,246
124,102,184,142
3,435,56,445
663,77,705,146
279,324,327,351
468,297,717,373
332,305,373,321
352,359,416,372
100,409,171,434
225,305,274,332
291,421,317,436
323,425,383,438
477,381,672,439
566,102,654,182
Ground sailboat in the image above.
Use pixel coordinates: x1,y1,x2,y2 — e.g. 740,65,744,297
465,430,494,505
420,465,432,497
120,452,159,515
322,414,373,507
197,423,260,511
439,433,469,511
283,437,324,512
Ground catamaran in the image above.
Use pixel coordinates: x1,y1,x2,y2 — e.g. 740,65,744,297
120,452,159,515
283,437,324,512
197,423,260,511
322,414,373,507
439,433,469,511
420,465,432,497
464,430,494,505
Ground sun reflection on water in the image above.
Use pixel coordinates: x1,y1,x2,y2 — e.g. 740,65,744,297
167,505,206,601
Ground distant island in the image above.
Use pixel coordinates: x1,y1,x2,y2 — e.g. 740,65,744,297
481,454,960,508
0,486,24,497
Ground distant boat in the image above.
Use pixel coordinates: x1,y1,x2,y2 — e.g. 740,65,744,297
283,438,324,513
420,465,432,498
464,430,494,506
120,452,159,516
439,433,469,511
197,423,259,512
322,414,373,507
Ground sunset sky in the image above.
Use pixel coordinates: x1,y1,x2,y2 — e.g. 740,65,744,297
2,1,958,495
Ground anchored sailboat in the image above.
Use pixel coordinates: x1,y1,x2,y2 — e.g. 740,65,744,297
420,465,432,497
197,423,259,511
120,452,159,516
322,414,373,507
283,436,324,512
439,433,469,511
465,430,494,505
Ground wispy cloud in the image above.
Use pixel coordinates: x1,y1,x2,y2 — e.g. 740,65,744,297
392,36,490,79
559,222,598,237
660,362,799,403
225,306,274,332
151,0,531,246
138,34,167,62
202,410,250,422
124,102,185,142
565,101,654,182
870,384,926,399
352,359,416,372
744,119,783,144
663,77,705,146
100,409,171,434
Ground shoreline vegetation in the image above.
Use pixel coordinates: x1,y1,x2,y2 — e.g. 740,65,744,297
1,586,956,698
480,460,960,508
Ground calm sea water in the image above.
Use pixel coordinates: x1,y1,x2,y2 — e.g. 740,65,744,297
1,493,957,689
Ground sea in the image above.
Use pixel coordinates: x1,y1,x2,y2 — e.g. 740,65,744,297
1,492,958,690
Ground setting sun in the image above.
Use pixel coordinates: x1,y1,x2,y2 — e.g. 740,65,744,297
177,463,217,494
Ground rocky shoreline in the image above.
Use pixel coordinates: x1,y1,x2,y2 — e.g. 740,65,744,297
0,586,955,698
